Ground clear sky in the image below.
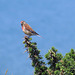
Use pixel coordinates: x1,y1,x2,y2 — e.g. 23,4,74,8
0,0,75,75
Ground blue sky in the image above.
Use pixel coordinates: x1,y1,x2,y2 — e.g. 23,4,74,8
0,0,75,75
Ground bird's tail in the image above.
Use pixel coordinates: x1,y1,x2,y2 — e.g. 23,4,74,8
37,35,44,38
35,32,43,38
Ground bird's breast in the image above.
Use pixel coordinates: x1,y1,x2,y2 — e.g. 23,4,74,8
22,26,34,35
22,26,23,30
23,30,32,35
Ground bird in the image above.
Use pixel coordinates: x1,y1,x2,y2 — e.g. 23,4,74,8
20,21,41,37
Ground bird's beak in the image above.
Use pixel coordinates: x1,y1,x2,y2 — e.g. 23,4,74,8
21,23,23,26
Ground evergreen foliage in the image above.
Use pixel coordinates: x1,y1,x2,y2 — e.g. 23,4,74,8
23,36,75,75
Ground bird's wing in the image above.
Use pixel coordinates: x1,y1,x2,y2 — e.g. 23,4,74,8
24,24,34,31
24,24,39,35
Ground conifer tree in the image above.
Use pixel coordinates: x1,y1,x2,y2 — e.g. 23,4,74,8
23,36,75,75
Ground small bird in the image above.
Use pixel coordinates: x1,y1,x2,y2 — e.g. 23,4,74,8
20,21,41,37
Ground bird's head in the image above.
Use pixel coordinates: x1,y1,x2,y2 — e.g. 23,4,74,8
20,21,26,26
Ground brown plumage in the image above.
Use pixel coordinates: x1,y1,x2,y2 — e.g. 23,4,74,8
20,21,40,37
